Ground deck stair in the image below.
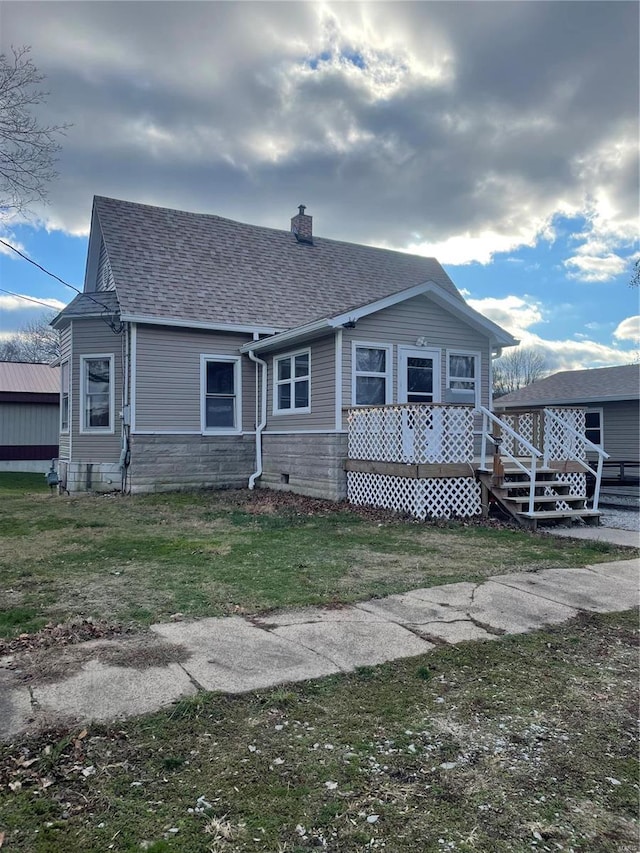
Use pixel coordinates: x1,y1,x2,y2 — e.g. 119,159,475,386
477,465,601,530
476,406,608,532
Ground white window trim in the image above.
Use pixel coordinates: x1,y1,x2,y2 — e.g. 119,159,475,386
446,349,482,408
586,407,604,448
273,347,311,416
351,341,393,407
398,346,441,404
200,354,242,435
60,359,70,434
80,353,115,434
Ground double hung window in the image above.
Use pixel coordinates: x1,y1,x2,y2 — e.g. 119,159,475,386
352,343,392,406
585,409,603,447
274,350,310,414
446,351,480,406
201,356,241,432
80,355,114,432
60,360,69,432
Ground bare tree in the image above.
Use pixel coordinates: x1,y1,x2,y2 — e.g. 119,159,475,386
0,311,59,362
630,258,639,288
493,347,548,397
0,46,68,215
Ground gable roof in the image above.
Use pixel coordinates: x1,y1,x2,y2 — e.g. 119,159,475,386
86,196,467,330
0,361,60,394
495,364,640,407
242,281,518,354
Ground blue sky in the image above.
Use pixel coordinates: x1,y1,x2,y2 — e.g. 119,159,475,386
1,1,638,370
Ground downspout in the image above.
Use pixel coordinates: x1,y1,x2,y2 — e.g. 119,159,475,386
248,343,267,490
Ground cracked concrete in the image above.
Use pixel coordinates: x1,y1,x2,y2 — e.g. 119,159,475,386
1,556,638,741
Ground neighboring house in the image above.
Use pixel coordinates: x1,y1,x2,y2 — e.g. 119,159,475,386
0,361,60,472
51,196,520,497
495,364,640,467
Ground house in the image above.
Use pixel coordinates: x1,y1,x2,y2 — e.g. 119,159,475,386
53,196,610,527
51,196,520,502
495,364,640,482
0,361,60,472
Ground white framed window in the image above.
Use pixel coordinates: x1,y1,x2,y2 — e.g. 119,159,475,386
200,355,242,433
585,408,604,447
446,350,481,407
352,342,393,406
60,360,70,433
273,348,311,415
80,354,115,433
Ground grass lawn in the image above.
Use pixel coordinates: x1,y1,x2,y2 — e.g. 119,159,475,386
0,473,636,640
1,610,638,852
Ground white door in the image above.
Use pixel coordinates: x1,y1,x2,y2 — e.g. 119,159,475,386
398,348,442,461
398,348,441,403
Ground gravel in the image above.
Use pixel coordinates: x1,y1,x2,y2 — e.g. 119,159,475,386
599,507,640,533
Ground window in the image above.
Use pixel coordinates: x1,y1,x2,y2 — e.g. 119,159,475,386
80,355,114,433
274,349,310,414
352,343,392,406
60,360,69,432
585,408,603,447
201,355,241,432
446,351,480,406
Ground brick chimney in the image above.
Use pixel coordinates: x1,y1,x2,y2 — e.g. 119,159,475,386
290,204,313,244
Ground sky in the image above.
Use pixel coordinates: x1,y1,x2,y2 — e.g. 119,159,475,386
0,0,638,372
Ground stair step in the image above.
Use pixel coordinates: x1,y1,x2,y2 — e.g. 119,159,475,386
503,495,585,505
517,510,601,520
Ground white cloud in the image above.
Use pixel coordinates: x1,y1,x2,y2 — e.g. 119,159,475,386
0,1,636,270
468,293,634,371
0,294,66,313
466,294,545,337
613,315,640,341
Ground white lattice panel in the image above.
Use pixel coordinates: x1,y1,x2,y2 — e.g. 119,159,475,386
348,405,474,464
544,409,587,461
499,412,539,457
347,472,481,520
543,472,587,511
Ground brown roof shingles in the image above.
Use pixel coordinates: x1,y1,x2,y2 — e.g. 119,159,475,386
92,196,465,329
496,364,640,406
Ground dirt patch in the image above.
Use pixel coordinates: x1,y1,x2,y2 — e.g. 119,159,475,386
3,632,190,685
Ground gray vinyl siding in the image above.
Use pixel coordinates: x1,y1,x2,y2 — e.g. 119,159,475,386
59,325,72,459
602,400,640,460
264,334,336,431
96,240,115,291
71,318,123,463
340,295,491,429
134,325,255,433
0,403,59,446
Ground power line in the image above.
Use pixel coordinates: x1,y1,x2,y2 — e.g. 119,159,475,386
0,239,122,334
0,287,64,311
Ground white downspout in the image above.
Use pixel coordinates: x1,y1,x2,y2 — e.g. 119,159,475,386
248,345,267,490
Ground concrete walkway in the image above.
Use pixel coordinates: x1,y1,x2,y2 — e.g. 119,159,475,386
2,543,638,741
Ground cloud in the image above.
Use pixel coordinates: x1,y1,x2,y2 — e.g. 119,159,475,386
469,293,634,371
613,315,640,342
0,1,637,276
466,294,545,337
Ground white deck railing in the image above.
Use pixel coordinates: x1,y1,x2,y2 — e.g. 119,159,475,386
348,404,475,464
478,405,542,514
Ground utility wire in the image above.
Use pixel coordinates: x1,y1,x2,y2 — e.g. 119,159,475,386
0,237,123,333
0,287,63,311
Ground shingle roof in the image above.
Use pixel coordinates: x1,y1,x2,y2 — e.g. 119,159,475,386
0,361,60,394
55,291,120,320
496,364,640,406
91,196,465,329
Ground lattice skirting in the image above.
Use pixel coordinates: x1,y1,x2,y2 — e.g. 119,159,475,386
544,472,587,511
347,472,482,520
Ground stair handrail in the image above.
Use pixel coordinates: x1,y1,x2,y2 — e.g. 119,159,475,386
477,406,542,514
543,408,610,510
